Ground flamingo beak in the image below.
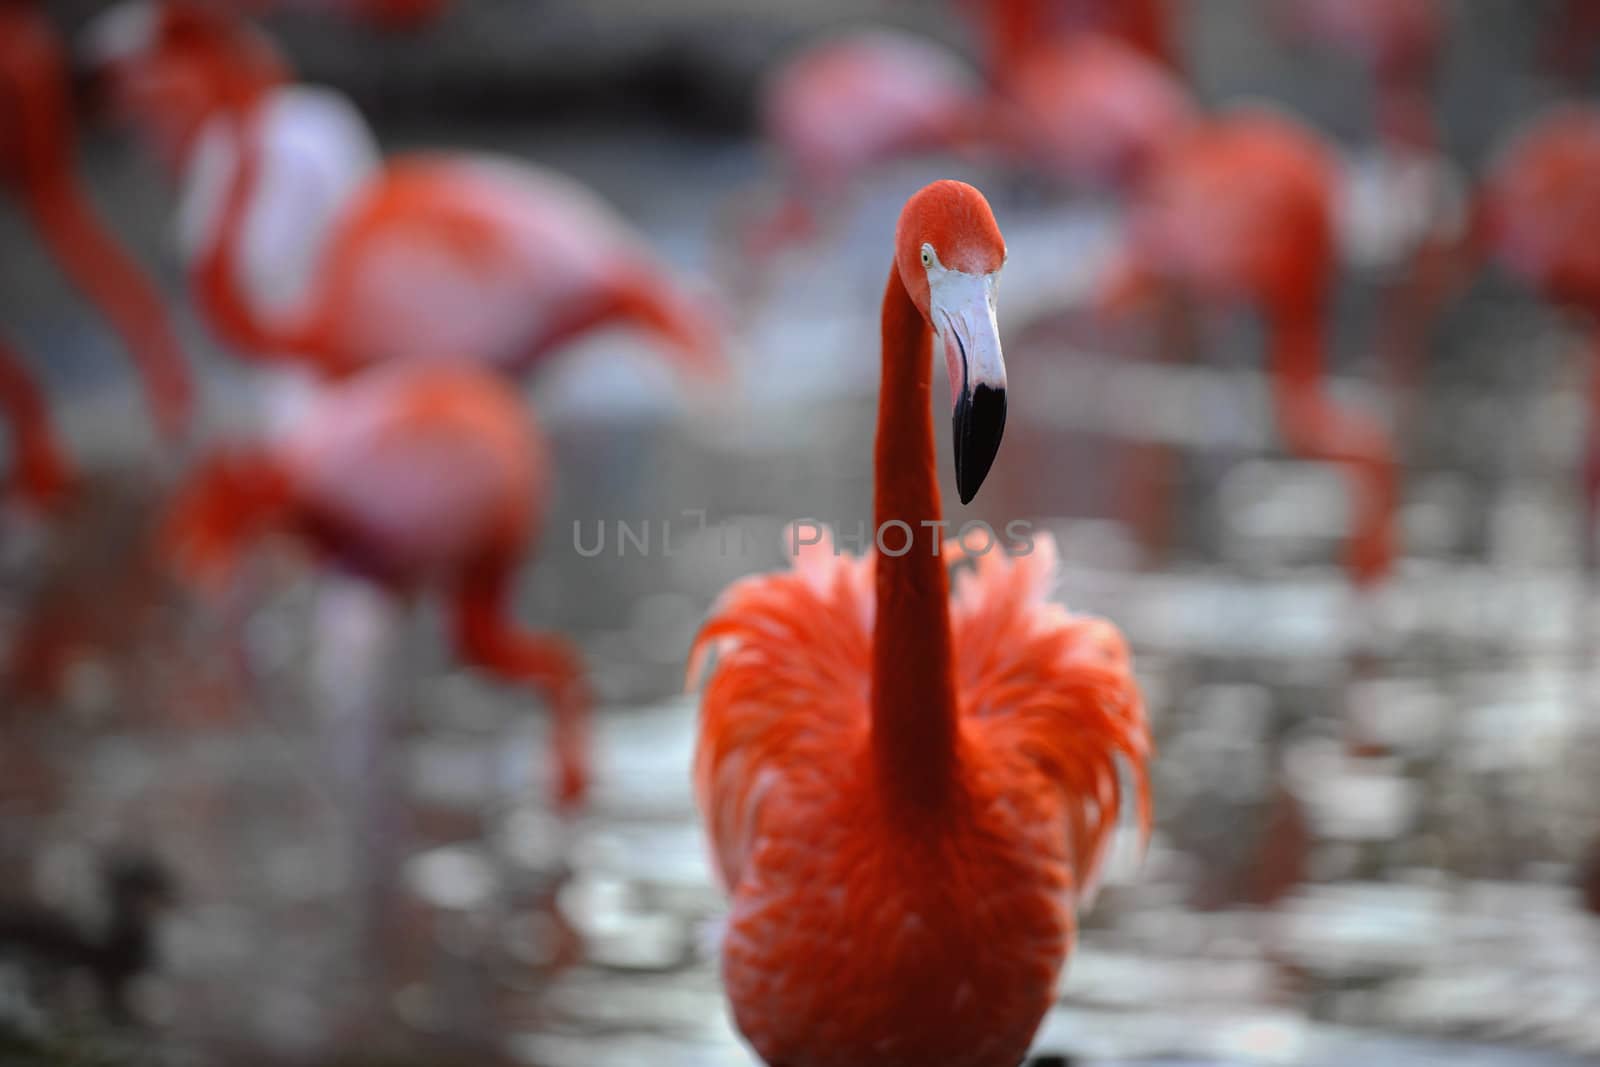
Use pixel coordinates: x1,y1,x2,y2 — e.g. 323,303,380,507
933,270,1006,505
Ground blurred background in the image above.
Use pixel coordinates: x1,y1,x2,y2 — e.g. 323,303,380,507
3,0,1600,1064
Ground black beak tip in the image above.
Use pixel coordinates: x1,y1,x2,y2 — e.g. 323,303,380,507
953,384,1007,506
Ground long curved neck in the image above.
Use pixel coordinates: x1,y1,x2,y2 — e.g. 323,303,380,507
5,14,192,439
870,263,959,807
191,97,309,363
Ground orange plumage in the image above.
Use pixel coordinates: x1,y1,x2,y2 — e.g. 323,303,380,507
691,181,1150,1067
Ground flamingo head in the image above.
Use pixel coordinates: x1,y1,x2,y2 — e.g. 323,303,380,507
83,0,286,171
896,179,1008,504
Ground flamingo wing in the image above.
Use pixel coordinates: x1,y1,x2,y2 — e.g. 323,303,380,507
286,367,545,581
949,532,1152,904
689,528,874,891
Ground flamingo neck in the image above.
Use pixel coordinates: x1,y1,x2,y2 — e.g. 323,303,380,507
870,263,959,808
192,98,306,363
6,16,191,438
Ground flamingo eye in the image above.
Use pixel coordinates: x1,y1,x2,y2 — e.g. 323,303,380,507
920,246,934,268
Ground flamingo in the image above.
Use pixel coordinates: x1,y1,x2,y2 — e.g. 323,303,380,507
690,180,1150,1067
0,2,192,442
1477,106,1600,554
1101,109,1399,586
163,363,589,807
88,1,719,384
961,0,1179,79
740,29,983,263
994,32,1194,193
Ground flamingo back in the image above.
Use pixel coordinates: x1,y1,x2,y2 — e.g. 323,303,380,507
306,156,650,375
285,366,546,585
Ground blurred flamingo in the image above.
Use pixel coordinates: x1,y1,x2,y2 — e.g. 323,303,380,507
164,363,589,807
0,2,192,442
1102,109,1399,586
691,180,1150,1067
742,5,1187,266
88,1,719,384
739,29,983,264
961,0,1178,79
1477,106,1600,557
994,31,1194,192
1284,0,1442,153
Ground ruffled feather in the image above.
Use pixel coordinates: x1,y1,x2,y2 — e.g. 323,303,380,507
690,527,1150,902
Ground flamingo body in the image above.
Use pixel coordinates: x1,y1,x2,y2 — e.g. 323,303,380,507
1001,33,1194,189
1482,106,1600,314
694,534,1145,1067
965,0,1177,76
1111,110,1398,584
277,366,544,586
165,364,587,802
169,364,536,590
765,31,979,192
304,156,707,376
1127,111,1337,312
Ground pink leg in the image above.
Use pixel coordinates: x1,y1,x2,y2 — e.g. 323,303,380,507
0,337,70,509
451,558,591,809
1274,376,1398,587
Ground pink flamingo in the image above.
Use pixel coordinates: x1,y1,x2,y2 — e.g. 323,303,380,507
739,29,984,262
88,1,719,383
994,31,1194,192
692,180,1150,1067
1,2,192,445
1103,108,1399,586
164,362,589,807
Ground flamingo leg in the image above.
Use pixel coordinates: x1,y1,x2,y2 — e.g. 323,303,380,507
450,558,590,809
0,337,70,509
